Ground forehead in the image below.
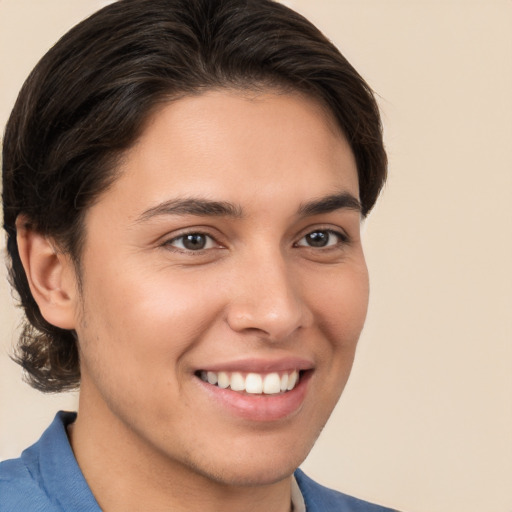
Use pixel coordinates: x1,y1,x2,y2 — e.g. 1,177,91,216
89,89,359,223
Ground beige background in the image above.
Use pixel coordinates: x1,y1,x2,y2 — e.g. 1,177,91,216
1,1,511,511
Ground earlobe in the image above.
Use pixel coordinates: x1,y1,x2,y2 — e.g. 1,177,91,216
16,217,78,330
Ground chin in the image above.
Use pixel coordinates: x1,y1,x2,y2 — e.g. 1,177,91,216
187,437,314,488
201,461,298,488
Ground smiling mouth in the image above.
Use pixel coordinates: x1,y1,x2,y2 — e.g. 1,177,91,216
196,370,303,395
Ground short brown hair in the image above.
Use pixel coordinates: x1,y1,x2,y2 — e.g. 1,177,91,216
2,0,387,392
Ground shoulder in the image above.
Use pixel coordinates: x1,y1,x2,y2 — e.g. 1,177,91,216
0,456,58,512
0,411,80,512
294,469,399,512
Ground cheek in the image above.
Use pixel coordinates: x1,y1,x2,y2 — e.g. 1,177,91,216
310,262,369,407
308,260,370,348
76,264,225,378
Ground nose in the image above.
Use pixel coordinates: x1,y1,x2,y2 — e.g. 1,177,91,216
225,250,312,341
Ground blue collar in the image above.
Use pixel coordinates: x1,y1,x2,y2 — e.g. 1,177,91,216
21,411,101,511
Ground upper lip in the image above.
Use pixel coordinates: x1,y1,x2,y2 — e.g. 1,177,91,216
196,357,314,373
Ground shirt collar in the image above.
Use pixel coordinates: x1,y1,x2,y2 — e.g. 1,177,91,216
23,411,101,511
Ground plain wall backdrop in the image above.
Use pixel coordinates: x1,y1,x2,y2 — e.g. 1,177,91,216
1,1,511,511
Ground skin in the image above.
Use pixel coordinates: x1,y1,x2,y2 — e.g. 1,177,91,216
20,90,369,512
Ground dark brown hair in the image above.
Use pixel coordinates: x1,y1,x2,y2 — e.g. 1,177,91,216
2,0,387,392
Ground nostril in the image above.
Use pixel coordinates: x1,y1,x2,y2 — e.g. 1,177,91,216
225,300,307,341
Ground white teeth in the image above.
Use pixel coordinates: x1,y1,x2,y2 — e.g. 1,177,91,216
245,373,263,394
199,369,302,394
280,373,289,391
263,373,281,394
287,370,298,390
217,371,230,389
230,372,245,391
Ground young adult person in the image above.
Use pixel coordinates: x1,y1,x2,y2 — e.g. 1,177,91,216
0,0,395,510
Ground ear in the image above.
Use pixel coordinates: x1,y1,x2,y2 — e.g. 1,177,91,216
16,217,79,330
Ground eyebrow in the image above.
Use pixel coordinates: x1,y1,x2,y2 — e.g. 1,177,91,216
135,191,361,224
298,192,362,216
136,197,243,223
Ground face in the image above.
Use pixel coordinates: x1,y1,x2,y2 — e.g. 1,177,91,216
72,90,369,487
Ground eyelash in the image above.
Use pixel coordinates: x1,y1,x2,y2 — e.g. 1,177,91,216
163,228,349,253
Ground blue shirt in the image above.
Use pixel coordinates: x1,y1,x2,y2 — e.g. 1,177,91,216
0,412,398,511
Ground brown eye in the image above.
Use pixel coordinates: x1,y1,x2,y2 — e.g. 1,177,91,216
168,233,215,251
296,230,344,248
305,231,329,247
182,234,207,250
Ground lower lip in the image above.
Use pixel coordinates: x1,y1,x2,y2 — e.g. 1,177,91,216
196,371,312,422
